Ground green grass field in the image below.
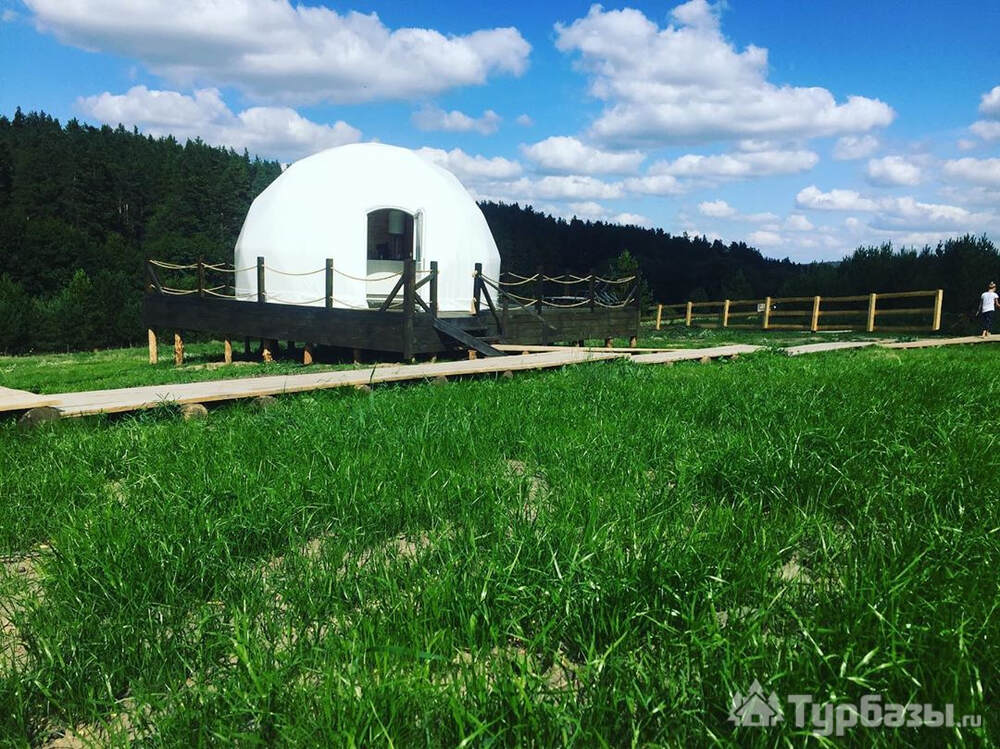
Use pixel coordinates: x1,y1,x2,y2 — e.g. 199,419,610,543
1,340,997,745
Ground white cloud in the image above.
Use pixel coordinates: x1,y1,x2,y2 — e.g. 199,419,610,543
941,157,1000,186
970,120,1000,141
520,136,644,174
416,147,522,180
492,175,625,200
515,114,534,127
568,201,605,218
623,174,684,195
748,230,782,247
833,134,879,160
411,106,500,135
957,138,978,152
611,212,650,226
78,86,360,160
554,2,893,146
796,185,879,212
865,155,922,186
979,85,1000,118
648,149,818,179
27,0,531,104
2,8,19,22
784,214,814,231
698,199,736,218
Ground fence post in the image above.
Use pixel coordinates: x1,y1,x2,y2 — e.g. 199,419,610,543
763,297,772,330
722,299,731,328
685,301,693,327
588,270,596,311
429,260,439,317
197,257,205,298
867,293,877,333
536,266,544,314
656,303,663,331
811,295,821,332
256,256,265,304
932,289,943,332
473,262,483,314
147,329,158,365
402,258,415,360
173,332,184,366
325,258,333,309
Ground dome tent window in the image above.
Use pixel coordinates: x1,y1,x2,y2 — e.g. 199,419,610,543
367,208,414,264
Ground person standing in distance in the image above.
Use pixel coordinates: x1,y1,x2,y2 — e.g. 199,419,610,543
979,281,999,338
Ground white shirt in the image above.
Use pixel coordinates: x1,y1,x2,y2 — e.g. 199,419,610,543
981,291,999,313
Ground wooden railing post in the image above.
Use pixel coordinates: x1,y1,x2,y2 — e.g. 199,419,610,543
655,303,663,331
536,266,544,314
402,258,415,360
932,289,943,331
256,256,265,304
325,258,333,309
722,299,731,328
811,295,821,332
867,292,877,332
685,301,693,327
763,297,772,330
473,262,483,314
588,270,596,311
429,260,439,318
197,257,205,298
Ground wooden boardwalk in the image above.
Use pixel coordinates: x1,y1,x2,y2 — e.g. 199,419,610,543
631,344,761,364
3,335,998,420
13,350,625,418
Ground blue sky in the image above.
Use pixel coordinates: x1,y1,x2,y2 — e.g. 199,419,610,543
2,0,998,261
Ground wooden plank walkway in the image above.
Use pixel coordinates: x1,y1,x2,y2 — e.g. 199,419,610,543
630,344,762,364
784,341,880,356
30,350,626,418
494,344,679,354
4,334,998,420
0,386,56,411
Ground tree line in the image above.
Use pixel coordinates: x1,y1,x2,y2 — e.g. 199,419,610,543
0,110,997,353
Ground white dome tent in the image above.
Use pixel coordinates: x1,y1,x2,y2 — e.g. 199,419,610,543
234,143,501,312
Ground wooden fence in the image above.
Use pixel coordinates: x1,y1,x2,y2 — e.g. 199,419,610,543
654,289,944,333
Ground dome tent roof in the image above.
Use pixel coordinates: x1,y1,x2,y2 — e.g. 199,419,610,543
234,142,501,312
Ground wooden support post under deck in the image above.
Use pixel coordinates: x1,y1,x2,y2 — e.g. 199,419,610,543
468,350,477,360
605,337,613,348
629,335,638,347
243,337,251,356
223,339,232,365
762,297,772,330
685,301,693,326
148,329,158,364
173,332,184,366
722,299,731,328
932,289,943,331
262,343,273,363
655,304,663,331
303,344,314,366
867,293,877,333
810,295,821,332
352,348,361,364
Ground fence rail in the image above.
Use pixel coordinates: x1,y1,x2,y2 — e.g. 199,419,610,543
654,289,944,333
